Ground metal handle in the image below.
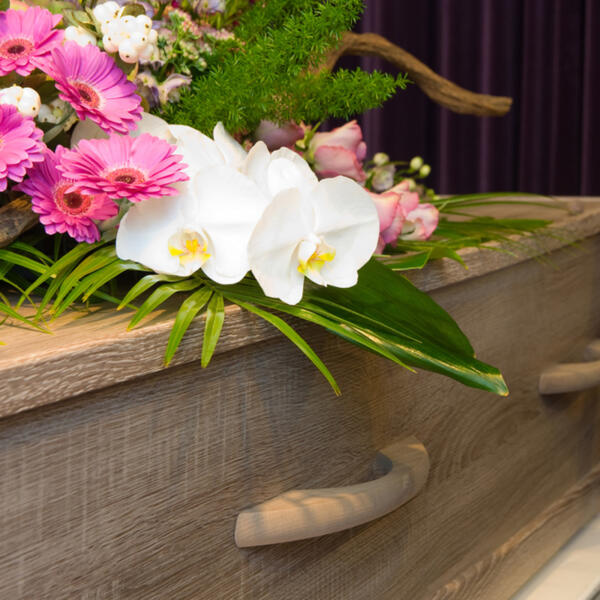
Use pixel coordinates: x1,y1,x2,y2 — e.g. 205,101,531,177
234,435,429,548
539,340,600,394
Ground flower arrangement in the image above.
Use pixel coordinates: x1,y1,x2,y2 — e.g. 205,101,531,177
0,0,551,396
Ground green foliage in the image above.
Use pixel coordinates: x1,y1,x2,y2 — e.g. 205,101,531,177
161,0,406,134
0,238,508,396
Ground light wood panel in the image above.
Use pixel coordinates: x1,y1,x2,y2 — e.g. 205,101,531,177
0,229,599,599
2,196,600,419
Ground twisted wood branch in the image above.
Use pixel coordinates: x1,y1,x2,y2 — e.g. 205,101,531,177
325,32,512,117
0,196,38,248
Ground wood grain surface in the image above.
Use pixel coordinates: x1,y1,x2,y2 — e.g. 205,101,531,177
2,196,599,417
1,198,600,599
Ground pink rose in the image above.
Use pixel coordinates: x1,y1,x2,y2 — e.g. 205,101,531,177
400,203,439,241
255,120,305,151
309,120,367,182
370,180,438,251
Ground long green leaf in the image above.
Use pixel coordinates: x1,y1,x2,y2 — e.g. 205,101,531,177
164,287,212,366
20,241,106,309
51,246,117,310
128,279,203,330
229,297,340,395
201,292,225,367
117,273,184,310
217,260,508,395
0,249,49,274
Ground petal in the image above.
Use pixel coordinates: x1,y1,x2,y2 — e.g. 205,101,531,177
191,165,269,284
243,140,271,196
116,194,192,276
70,118,109,147
170,124,225,177
213,121,247,169
312,177,379,287
313,145,366,182
369,190,399,231
248,188,315,305
132,112,177,143
266,147,318,199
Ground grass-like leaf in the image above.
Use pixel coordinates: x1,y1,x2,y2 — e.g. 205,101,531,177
201,292,225,367
19,241,106,311
164,287,213,366
229,296,341,395
117,273,183,310
0,249,49,274
128,279,204,330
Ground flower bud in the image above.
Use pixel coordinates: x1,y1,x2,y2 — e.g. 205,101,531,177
18,87,41,118
373,152,389,166
102,34,119,53
410,156,423,171
135,14,152,31
0,84,22,105
419,164,431,178
64,25,96,47
118,39,140,63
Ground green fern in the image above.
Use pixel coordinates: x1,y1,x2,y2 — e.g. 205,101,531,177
161,0,406,135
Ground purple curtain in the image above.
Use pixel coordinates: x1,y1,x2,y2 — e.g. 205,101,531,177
349,0,599,195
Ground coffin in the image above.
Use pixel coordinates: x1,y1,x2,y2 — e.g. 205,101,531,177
1,197,600,600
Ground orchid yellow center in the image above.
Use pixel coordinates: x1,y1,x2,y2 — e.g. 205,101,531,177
297,236,335,284
168,229,211,267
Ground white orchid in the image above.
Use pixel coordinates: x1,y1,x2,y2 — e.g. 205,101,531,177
116,164,269,282
246,146,379,305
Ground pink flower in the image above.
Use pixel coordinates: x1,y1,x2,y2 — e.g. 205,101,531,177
17,146,118,243
0,104,45,192
255,120,305,151
0,7,63,76
370,180,428,252
47,42,142,134
309,120,367,182
59,133,189,203
401,203,439,241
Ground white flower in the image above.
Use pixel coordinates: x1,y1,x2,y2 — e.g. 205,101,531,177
116,166,269,282
92,1,120,32
99,8,157,62
246,147,379,304
64,25,97,47
0,85,41,118
37,99,69,124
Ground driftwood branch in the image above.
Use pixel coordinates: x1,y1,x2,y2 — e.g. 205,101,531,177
0,196,38,249
325,32,512,117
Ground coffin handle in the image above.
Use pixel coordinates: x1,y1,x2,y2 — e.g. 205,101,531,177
539,340,600,394
234,435,429,548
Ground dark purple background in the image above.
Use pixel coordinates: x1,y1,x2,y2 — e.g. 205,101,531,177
347,0,599,195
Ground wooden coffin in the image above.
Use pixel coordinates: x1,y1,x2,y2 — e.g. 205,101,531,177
1,198,600,600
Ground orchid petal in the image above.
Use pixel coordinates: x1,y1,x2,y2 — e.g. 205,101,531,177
265,146,318,198
248,188,315,305
312,176,379,287
169,124,225,177
213,121,247,169
192,165,270,284
116,194,194,276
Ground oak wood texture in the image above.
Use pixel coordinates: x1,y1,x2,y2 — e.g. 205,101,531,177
1,196,598,416
430,463,600,600
1,198,600,599
234,436,430,547
323,32,513,117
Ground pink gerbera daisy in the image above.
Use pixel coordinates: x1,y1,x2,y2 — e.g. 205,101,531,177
47,42,142,134
17,146,118,244
59,133,189,203
0,7,63,76
0,104,45,192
